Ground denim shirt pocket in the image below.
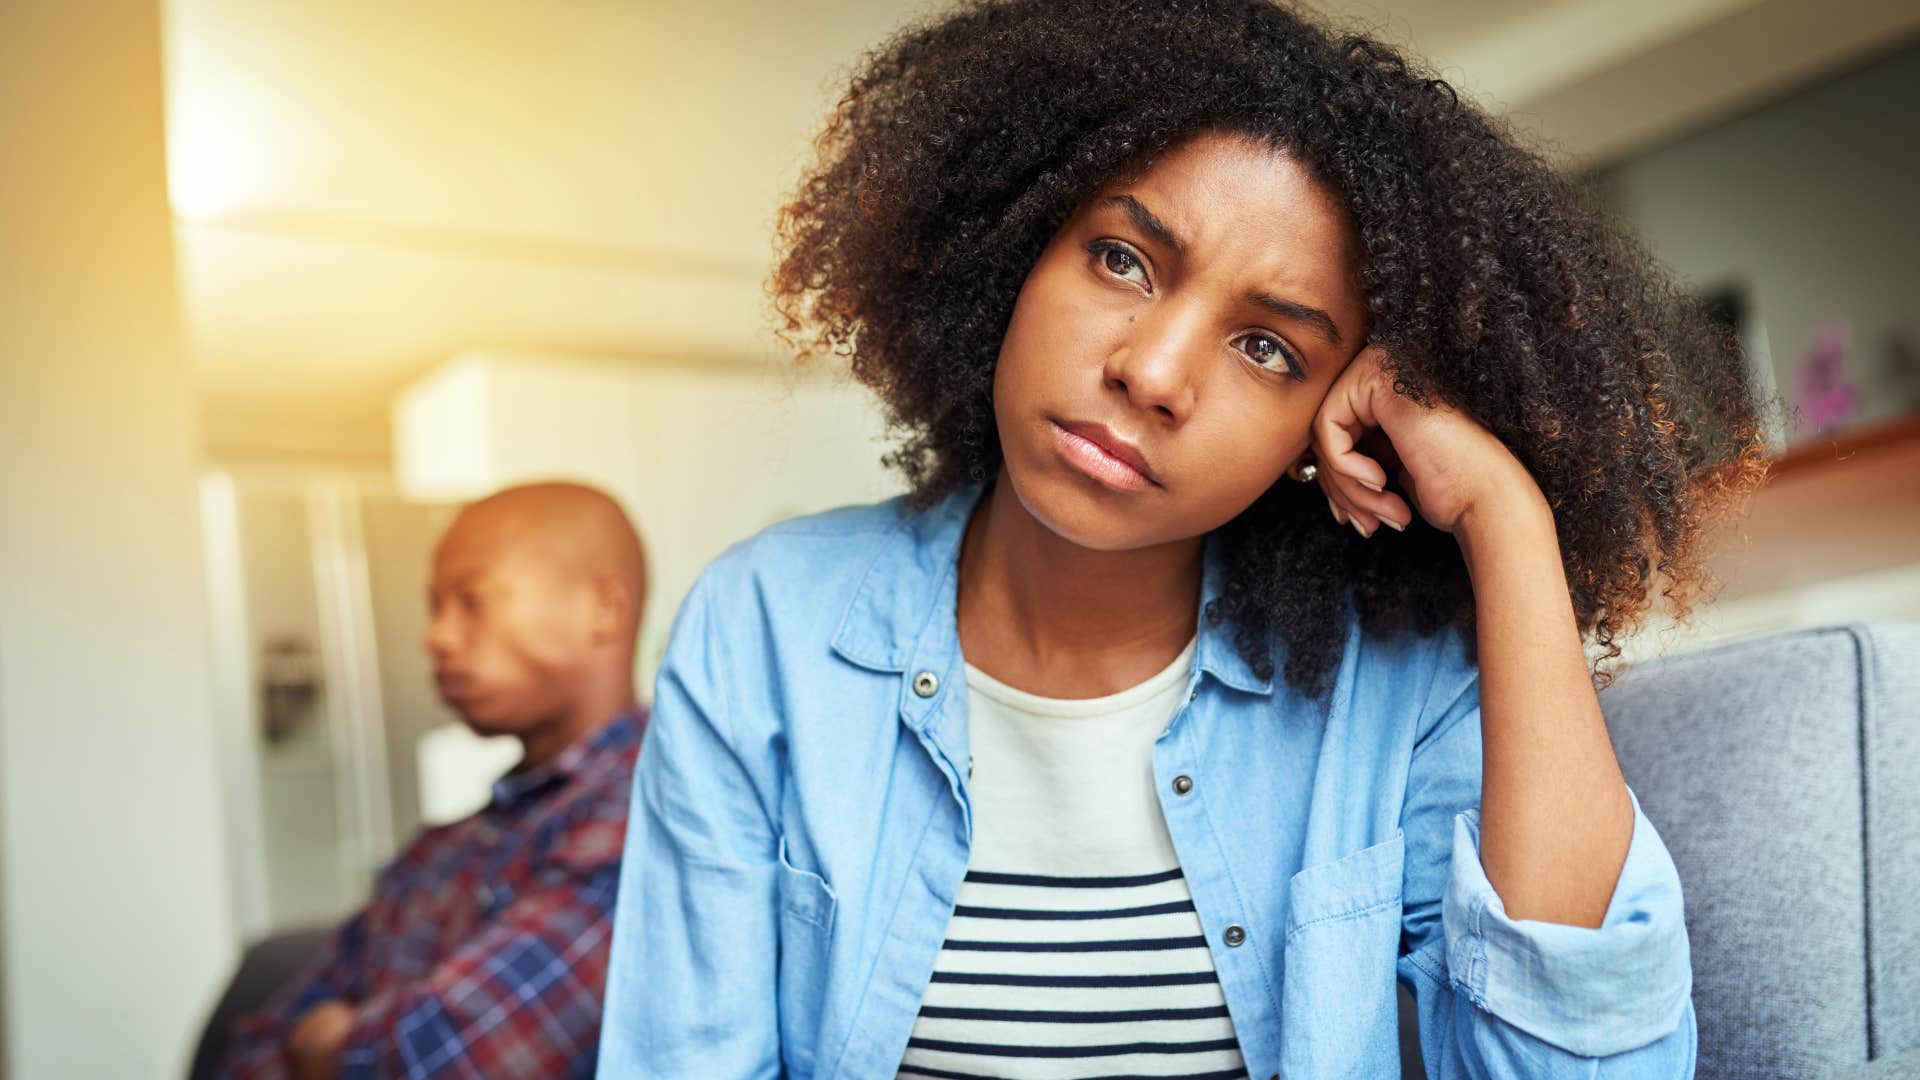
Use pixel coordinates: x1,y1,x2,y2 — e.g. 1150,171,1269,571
1277,829,1405,1078
776,835,838,1079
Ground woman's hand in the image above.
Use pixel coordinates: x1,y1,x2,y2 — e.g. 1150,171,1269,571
1315,347,1634,929
1310,344,1543,537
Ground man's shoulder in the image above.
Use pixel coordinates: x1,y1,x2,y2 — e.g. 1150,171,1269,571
370,815,479,894
547,785,632,873
385,768,636,890
574,714,645,807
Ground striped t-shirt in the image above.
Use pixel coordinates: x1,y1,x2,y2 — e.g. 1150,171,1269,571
899,636,1247,1080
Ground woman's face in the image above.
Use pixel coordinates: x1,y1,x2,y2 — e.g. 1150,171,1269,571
993,130,1368,552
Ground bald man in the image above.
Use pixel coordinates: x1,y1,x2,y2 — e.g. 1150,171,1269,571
221,482,649,1080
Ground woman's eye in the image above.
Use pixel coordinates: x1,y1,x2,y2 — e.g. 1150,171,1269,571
1236,332,1303,379
1089,242,1150,290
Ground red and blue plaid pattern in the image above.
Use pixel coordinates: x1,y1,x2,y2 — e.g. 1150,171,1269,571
220,711,644,1080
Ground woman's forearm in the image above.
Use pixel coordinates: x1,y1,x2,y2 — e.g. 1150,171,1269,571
1455,476,1634,928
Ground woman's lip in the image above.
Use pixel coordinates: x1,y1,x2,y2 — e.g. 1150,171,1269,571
1051,420,1158,492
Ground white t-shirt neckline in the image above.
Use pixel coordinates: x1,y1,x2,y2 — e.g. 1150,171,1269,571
962,634,1199,718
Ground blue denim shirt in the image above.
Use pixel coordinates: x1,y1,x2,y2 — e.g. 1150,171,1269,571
598,486,1696,1078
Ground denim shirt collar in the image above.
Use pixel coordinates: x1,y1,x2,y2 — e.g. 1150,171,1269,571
828,482,1275,698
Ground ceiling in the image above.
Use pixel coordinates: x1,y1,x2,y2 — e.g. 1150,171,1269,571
162,0,1920,459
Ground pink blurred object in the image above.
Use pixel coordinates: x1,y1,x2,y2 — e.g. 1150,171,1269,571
1791,321,1861,434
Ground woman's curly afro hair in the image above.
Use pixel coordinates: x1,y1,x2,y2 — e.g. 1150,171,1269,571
771,0,1771,701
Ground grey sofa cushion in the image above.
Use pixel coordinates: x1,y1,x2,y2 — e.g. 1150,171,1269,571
1602,622,1918,1079
1860,624,1920,1058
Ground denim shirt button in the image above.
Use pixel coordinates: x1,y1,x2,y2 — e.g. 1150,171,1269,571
1172,774,1194,796
1223,924,1246,947
912,671,939,698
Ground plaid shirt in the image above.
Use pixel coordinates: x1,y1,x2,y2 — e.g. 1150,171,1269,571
220,710,645,1080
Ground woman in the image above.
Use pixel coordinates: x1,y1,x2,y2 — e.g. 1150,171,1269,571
598,1,1767,1076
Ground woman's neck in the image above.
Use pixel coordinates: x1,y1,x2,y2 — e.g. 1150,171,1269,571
956,472,1203,699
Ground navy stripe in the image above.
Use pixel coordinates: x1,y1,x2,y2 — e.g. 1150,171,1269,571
894,1060,1244,1068
941,934,1208,953
917,1004,1233,1024
952,899,1195,921
907,1036,1244,1058
928,970,1218,988
964,867,1185,889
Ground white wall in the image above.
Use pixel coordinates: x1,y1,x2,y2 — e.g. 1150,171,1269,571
0,3,237,1076
1590,40,1920,436
395,353,902,682
1616,561,1920,667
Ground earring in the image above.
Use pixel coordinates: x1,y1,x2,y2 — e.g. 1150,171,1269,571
1289,461,1318,483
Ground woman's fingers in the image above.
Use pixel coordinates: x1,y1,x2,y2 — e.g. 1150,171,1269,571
1325,492,1347,527
1323,467,1409,535
1315,377,1392,494
1315,424,1377,535
1313,346,1417,537
1330,447,1390,494
1321,469,1376,535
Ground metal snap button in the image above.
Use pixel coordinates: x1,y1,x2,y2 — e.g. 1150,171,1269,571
912,671,939,698
1172,774,1194,796
1224,924,1247,947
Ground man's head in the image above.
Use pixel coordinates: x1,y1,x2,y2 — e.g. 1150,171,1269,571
424,482,646,750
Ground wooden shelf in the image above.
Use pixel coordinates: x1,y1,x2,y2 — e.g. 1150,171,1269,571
1709,411,1920,604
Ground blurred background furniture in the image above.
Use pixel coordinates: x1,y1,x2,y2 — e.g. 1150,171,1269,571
186,926,330,1080
1399,620,1918,1078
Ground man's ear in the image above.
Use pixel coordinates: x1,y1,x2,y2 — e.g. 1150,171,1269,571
589,575,638,642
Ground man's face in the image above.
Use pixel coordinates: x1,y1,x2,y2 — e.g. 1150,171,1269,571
422,518,596,735
992,130,1368,551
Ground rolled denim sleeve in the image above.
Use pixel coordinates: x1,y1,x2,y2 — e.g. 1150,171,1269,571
1396,636,1697,1078
596,568,784,1079
1442,786,1693,1057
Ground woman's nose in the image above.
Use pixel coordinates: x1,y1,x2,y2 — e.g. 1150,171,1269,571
1102,304,1205,424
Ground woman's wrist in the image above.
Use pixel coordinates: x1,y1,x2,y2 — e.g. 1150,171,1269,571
1453,464,1556,577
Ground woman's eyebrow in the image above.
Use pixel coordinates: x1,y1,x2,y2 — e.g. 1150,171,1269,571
1099,194,1184,255
1100,193,1343,348
1246,291,1343,347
